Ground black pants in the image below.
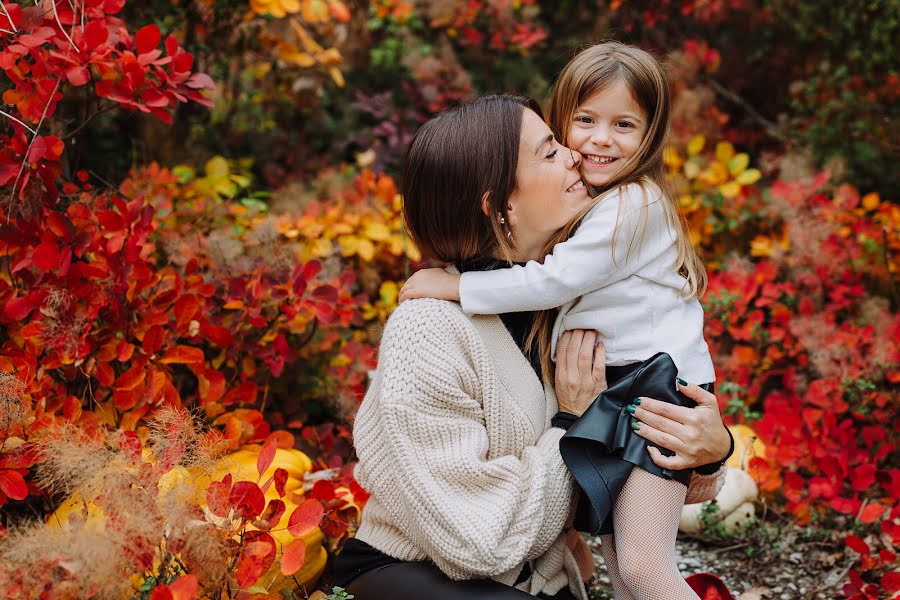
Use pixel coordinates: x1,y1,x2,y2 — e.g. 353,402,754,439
345,560,580,600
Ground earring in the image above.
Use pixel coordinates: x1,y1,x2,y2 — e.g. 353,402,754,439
499,216,506,225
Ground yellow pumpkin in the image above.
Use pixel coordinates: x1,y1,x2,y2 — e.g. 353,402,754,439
47,443,326,591
726,424,766,470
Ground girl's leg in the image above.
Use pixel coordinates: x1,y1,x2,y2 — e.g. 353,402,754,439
610,468,699,600
599,534,636,600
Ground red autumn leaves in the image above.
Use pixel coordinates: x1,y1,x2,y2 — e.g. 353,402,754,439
204,439,327,585
0,0,214,207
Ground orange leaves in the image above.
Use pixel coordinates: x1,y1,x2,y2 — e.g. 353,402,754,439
287,498,324,537
236,532,277,588
206,474,232,517
257,437,277,478
280,538,307,576
147,575,198,600
159,345,205,366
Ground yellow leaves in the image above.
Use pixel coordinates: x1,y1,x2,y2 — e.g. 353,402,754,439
727,153,749,176
364,222,391,242
719,181,742,198
362,281,400,322
736,169,762,185
862,192,880,211
687,135,706,156
250,0,301,18
338,234,375,262
300,0,329,22
715,141,734,163
182,156,253,201
252,2,348,87
669,136,763,204
750,231,790,258
663,146,684,170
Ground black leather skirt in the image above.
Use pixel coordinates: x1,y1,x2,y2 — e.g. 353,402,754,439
560,352,713,535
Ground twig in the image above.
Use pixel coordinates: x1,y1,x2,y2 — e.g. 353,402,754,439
709,540,753,554
50,0,80,53
699,73,790,145
0,109,37,134
6,78,62,220
0,2,17,33
801,556,855,600
61,102,117,139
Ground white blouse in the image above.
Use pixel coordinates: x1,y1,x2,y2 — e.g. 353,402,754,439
458,181,716,384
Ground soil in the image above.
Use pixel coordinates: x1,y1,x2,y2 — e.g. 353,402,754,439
585,521,855,600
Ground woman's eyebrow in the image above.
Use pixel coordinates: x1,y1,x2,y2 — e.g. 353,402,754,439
534,133,554,155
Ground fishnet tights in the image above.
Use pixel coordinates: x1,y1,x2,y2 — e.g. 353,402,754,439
598,467,700,600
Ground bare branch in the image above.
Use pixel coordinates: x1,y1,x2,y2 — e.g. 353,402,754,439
700,73,789,144
6,79,62,218
0,109,38,134
61,102,117,139
0,3,17,34
51,0,80,53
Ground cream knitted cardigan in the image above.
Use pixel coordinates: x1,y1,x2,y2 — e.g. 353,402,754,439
352,298,726,598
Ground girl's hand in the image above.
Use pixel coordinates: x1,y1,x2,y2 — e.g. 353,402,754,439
630,381,731,470
399,269,461,303
555,330,606,417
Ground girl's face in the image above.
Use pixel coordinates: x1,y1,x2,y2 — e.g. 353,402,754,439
567,80,648,188
505,108,591,260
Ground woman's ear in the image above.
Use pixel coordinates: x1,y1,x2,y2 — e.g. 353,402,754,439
480,191,491,217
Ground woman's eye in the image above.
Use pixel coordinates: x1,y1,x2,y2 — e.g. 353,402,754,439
545,149,558,160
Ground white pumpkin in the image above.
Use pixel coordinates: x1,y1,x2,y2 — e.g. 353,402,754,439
680,468,758,535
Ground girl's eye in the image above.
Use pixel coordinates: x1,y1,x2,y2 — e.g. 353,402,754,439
574,115,593,124
545,149,558,160
616,121,634,129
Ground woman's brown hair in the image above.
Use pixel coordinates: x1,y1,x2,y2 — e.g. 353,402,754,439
528,42,708,381
402,94,543,267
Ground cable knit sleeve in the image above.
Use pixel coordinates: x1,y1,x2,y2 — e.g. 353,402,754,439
353,300,576,580
684,465,728,505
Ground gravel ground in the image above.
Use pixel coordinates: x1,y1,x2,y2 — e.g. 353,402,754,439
585,522,856,599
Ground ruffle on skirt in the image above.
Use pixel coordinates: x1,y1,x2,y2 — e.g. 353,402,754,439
560,352,696,535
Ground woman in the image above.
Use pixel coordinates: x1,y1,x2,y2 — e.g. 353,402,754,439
333,95,732,600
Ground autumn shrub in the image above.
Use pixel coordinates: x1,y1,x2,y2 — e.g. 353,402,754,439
667,133,899,596
0,407,366,598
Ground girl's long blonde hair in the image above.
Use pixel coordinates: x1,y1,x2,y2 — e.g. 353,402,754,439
527,41,707,381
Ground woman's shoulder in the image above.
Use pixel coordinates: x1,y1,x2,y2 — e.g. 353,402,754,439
382,298,477,349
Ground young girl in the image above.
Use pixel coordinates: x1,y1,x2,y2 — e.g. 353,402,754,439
399,42,718,600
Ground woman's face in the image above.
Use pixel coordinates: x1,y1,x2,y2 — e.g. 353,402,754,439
566,80,648,188
506,108,591,260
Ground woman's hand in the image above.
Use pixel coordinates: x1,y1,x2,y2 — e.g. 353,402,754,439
399,269,461,303
631,381,731,470
555,330,606,417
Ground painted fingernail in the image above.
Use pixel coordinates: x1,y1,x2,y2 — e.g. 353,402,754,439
630,421,640,432
626,404,636,415
676,378,688,386
631,397,641,405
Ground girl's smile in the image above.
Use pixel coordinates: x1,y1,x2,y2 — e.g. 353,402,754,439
568,80,648,187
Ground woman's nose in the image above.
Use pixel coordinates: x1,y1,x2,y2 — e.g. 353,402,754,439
566,148,583,169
